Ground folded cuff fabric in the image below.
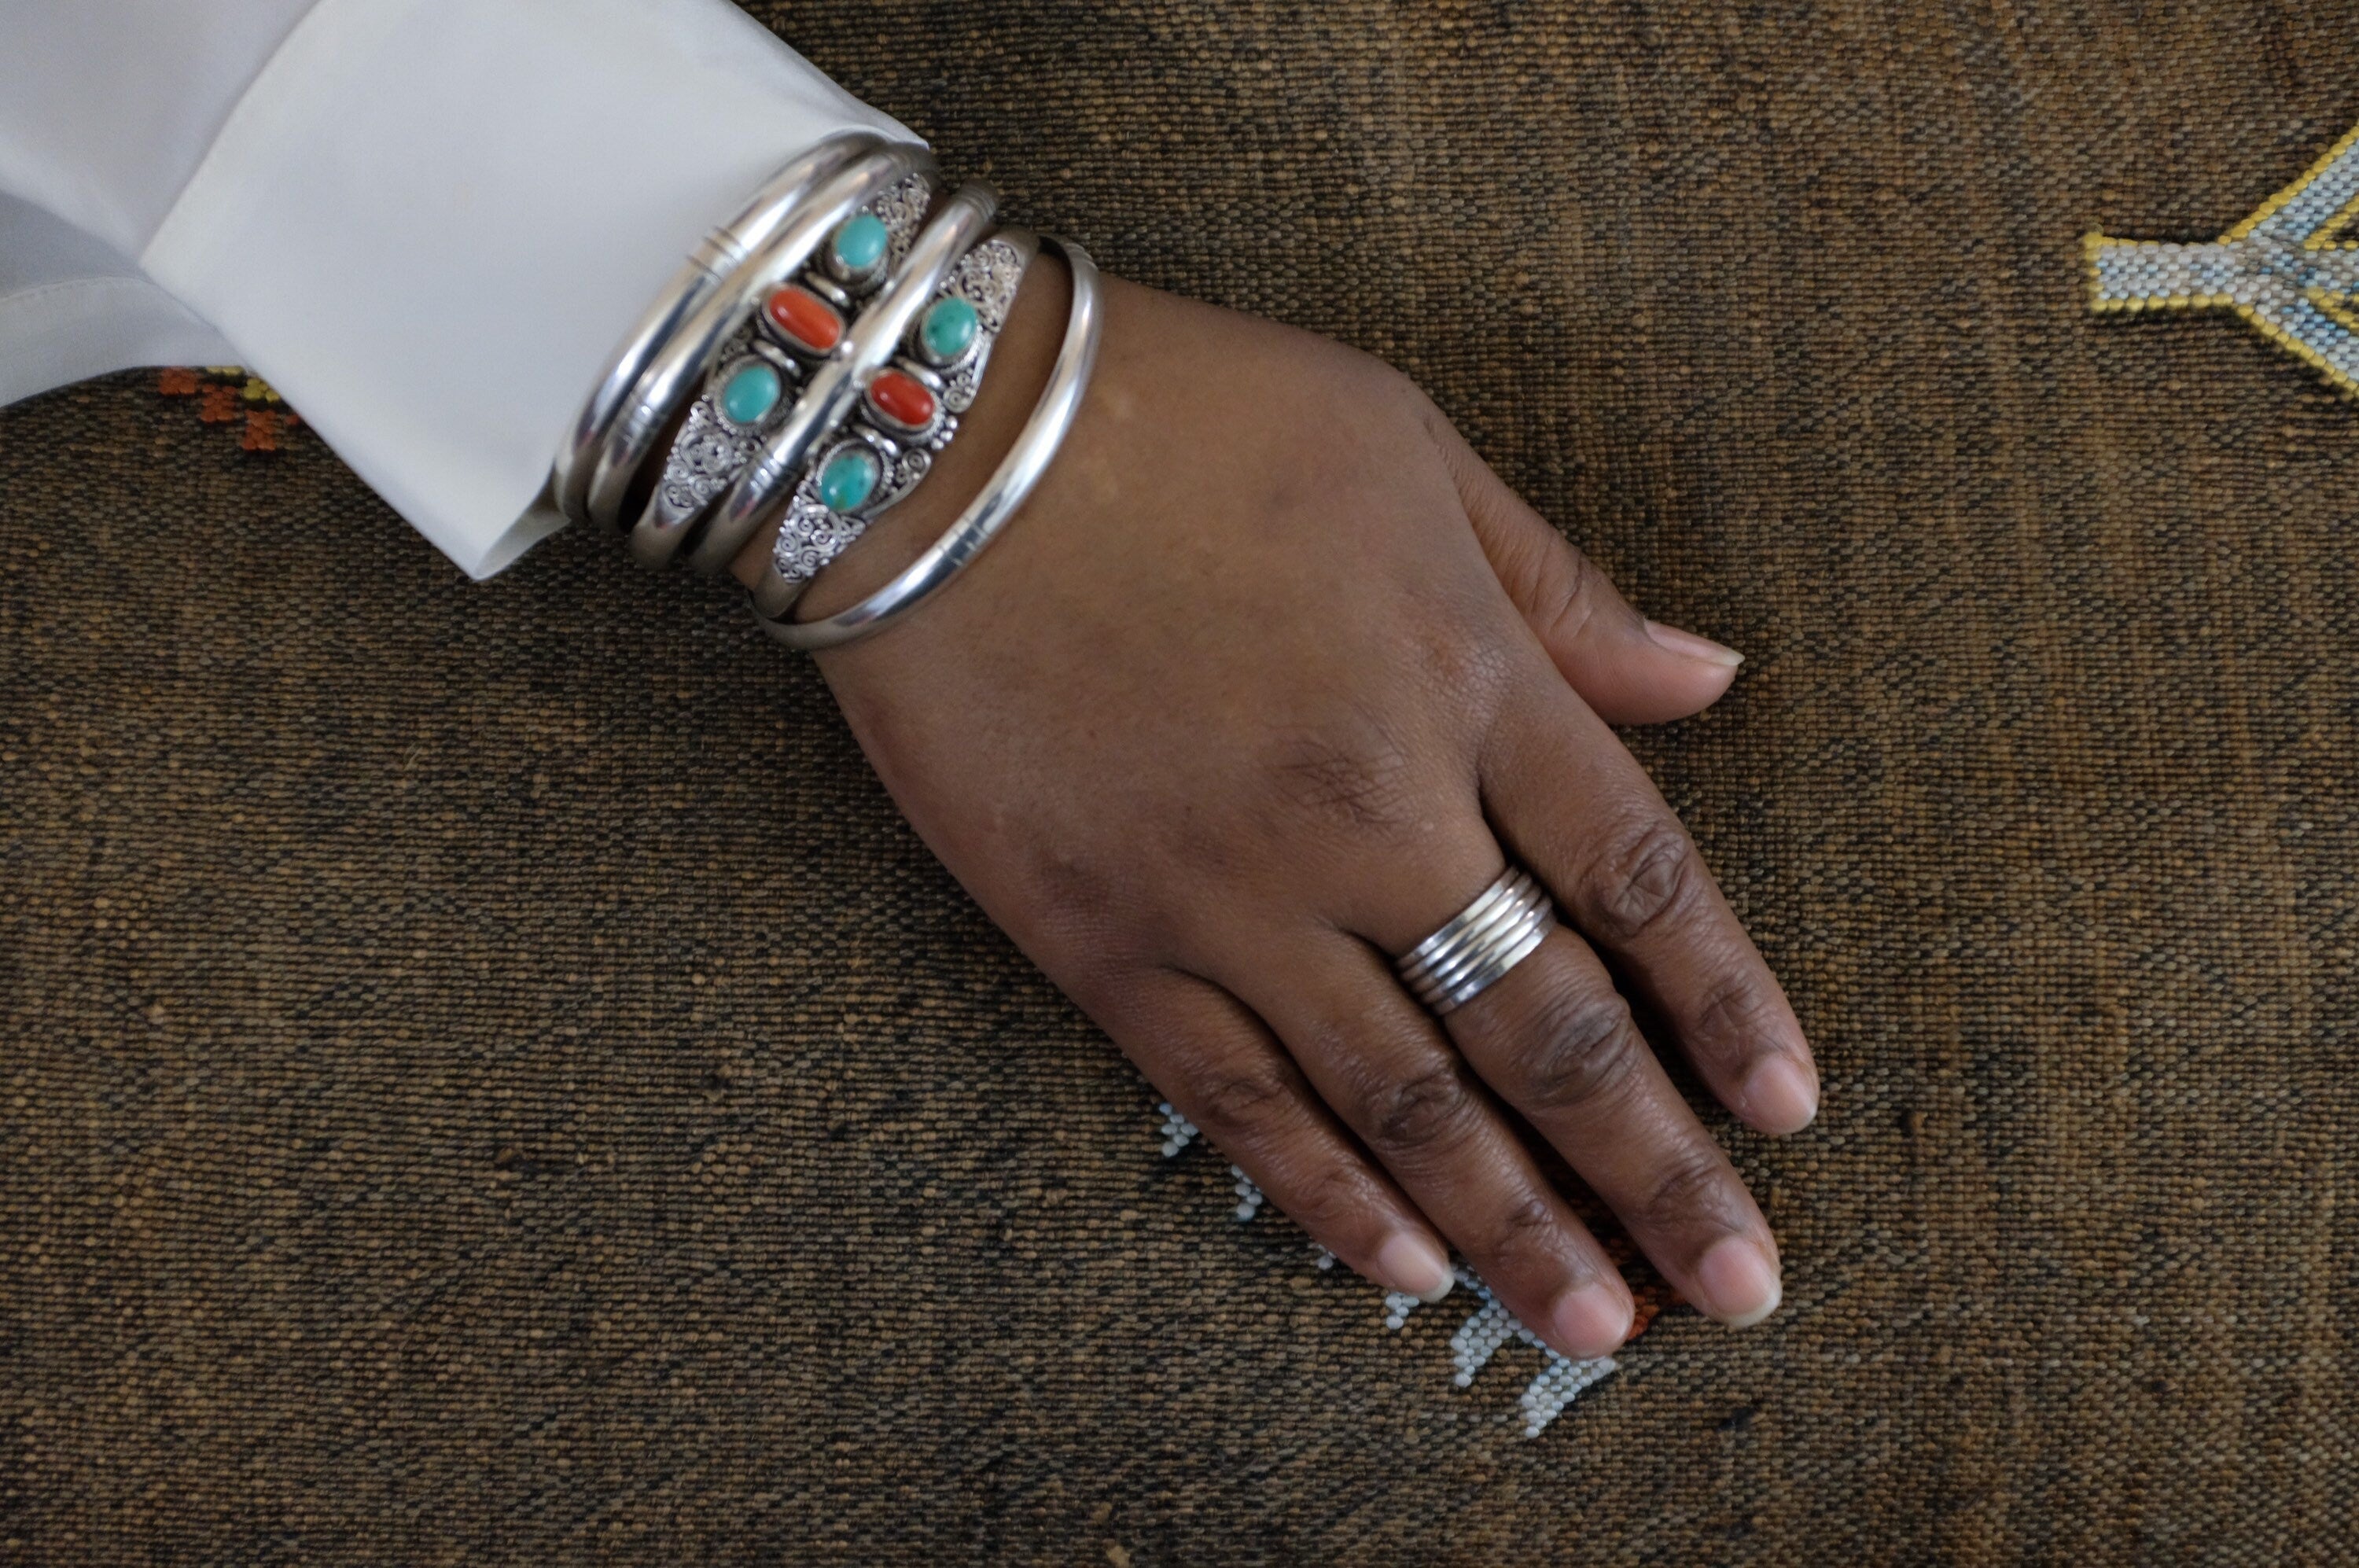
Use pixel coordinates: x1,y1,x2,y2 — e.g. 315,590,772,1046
0,0,915,579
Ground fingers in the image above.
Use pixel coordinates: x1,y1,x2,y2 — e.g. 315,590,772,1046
1097,966,1459,1305
1441,925,1786,1327
1217,928,1639,1361
1485,676,1820,1139
1416,399,1744,727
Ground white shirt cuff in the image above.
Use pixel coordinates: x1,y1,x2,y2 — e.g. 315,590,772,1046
135,0,915,578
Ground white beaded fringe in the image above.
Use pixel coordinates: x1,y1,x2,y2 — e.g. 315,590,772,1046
1155,1101,1619,1438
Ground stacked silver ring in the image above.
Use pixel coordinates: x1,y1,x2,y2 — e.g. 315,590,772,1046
1395,867,1558,1016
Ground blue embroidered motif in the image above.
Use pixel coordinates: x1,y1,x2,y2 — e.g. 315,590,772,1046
2087,123,2359,396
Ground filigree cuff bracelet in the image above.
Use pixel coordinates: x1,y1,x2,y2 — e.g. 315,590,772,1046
747,226,1036,613
689,181,999,576
755,237,1101,650
552,142,1099,650
631,164,941,567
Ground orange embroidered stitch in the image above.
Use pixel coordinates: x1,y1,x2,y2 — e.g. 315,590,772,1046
158,367,305,453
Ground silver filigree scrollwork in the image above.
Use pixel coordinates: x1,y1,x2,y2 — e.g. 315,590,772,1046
767,236,1033,587
646,175,938,538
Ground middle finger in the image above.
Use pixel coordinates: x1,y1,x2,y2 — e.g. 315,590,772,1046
1215,922,1640,1362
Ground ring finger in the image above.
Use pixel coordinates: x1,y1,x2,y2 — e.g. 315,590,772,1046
1345,847,1783,1329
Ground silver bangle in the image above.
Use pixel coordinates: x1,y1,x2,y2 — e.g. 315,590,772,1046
1396,867,1557,1016
754,237,1103,650
550,131,882,528
686,183,1000,579
744,227,1042,621
591,141,940,545
625,167,945,566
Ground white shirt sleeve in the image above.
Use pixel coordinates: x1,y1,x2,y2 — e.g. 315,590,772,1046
0,0,916,578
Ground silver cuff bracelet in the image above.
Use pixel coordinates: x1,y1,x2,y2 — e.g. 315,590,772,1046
627,164,941,568
753,237,1102,650
593,141,940,551
688,182,1001,579
744,226,1038,617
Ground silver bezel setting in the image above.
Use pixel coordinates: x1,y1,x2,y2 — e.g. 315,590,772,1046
753,285,847,363
910,298,983,371
712,351,793,432
859,366,948,444
812,431,913,521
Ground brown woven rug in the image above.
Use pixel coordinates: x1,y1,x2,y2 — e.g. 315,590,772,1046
4,2,2354,1561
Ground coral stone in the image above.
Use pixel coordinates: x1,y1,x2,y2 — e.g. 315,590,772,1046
719,361,782,426
765,285,842,354
865,369,937,432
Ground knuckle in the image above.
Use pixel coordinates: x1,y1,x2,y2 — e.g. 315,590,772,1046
1581,815,1701,942
1189,1061,1299,1144
1014,837,1132,959
1366,1064,1480,1155
1402,610,1515,723
1525,536,1597,647
1693,971,1779,1056
1260,714,1419,837
1486,1194,1562,1261
1287,1157,1386,1235
1514,984,1643,1113
1640,1149,1734,1235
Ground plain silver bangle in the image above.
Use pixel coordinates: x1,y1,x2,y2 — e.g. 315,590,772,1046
592,140,940,547
753,237,1102,650
550,131,883,529
686,182,1000,579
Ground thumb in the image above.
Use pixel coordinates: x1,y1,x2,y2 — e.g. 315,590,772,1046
1420,402,1743,726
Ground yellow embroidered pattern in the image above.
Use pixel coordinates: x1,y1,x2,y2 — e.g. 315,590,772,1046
2085,121,2359,396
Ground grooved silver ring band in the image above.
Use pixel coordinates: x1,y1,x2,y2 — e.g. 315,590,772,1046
1395,867,1557,1015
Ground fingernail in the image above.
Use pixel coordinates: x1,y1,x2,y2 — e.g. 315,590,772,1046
1374,1233,1455,1304
1743,1055,1820,1135
1644,620,1745,668
1693,1235,1783,1327
1548,1282,1636,1360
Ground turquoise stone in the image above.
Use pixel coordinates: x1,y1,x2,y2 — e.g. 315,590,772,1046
918,296,981,363
830,212,889,274
818,446,882,512
719,362,782,425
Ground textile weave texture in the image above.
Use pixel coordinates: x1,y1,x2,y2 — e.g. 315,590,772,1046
3,2,2355,1562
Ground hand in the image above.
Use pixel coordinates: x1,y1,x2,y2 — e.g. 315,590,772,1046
753,260,1819,1361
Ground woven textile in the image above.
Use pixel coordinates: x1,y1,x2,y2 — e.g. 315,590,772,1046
3,2,2355,1561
